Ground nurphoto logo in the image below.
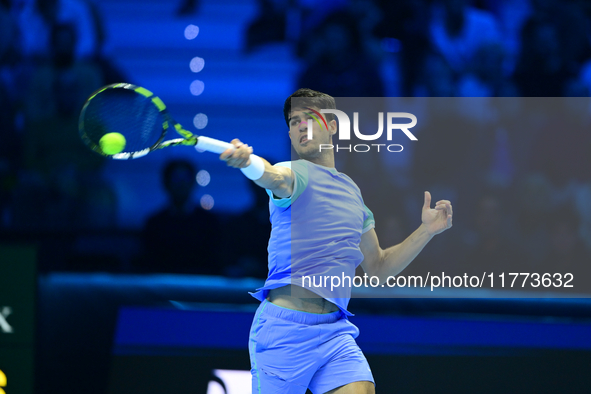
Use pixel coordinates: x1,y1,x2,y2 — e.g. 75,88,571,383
308,109,417,153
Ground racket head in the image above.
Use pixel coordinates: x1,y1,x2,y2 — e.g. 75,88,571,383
79,83,174,159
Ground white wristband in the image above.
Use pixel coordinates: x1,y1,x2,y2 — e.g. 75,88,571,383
240,154,265,180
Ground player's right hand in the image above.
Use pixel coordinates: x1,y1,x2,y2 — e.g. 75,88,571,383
220,139,253,168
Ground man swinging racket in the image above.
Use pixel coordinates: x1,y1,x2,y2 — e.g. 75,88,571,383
220,88,453,394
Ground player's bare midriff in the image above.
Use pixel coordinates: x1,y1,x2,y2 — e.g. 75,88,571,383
267,285,340,314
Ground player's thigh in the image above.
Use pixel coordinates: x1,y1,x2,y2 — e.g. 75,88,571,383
249,302,320,391
324,380,375,394
309,319,374,393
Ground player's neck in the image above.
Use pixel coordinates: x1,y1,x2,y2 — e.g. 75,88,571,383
302,151,335,168
309,157,334,168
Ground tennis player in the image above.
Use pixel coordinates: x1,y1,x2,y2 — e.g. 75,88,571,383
221,88,453,394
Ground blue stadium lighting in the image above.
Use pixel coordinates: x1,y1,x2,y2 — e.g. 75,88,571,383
200,194,214,210
184,24,199,40
193,113,208,129
190,57,205,73
196,170,211,187
190,80,205,96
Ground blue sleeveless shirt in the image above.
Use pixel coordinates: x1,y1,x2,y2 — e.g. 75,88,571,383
250,160,374,316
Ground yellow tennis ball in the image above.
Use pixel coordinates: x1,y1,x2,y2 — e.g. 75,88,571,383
99,132,126,155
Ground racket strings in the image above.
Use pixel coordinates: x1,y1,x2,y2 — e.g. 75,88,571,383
81,89,165,153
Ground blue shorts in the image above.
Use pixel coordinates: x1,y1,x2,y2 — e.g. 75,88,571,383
249,300,375,394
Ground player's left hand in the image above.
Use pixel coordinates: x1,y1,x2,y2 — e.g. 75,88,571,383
422,191,453,236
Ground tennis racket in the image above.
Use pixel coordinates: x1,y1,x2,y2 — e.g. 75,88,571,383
78,82,265,178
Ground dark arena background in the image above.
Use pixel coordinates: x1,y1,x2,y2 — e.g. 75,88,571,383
2,0,591,393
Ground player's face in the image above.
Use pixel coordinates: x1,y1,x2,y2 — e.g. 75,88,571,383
288,107,335,159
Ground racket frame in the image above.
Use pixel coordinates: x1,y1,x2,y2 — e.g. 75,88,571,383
79,83,200,159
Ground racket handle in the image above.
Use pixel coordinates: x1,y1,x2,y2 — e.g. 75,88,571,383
195,136,265,180
195,136,234,154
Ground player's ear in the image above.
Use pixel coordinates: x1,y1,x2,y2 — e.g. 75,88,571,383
328,119,337,136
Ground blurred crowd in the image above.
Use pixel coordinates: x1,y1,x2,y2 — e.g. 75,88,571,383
248,0,591,97
246,0,591,289
0,0,126,234
0,0,590,288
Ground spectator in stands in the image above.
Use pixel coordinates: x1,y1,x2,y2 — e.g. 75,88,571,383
411,52,491,226
513,17,575,96
13,22,113,230
531,0,591,71
428,0,502,75
412,51,456,96
540,204,591,293
527,83,591,193
139,160,223,275
224,180,270,279
482,0,532,75
345,0,384,61
375,0,431,96
456,42,518,97
462,192,525,280
176,0,199,16
245,0,289,53
515,174,553,267
85,0,128,85
411,52,462,191
0,3,21,228
297,11,384,97
13,0,100,62
0,2,22,101
294,0,347,43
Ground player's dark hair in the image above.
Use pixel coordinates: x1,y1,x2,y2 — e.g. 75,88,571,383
283,88,336,127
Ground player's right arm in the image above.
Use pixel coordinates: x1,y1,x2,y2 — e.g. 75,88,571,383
219,139,294,198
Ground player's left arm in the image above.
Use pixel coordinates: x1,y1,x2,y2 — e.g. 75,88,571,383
359,191,452,283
